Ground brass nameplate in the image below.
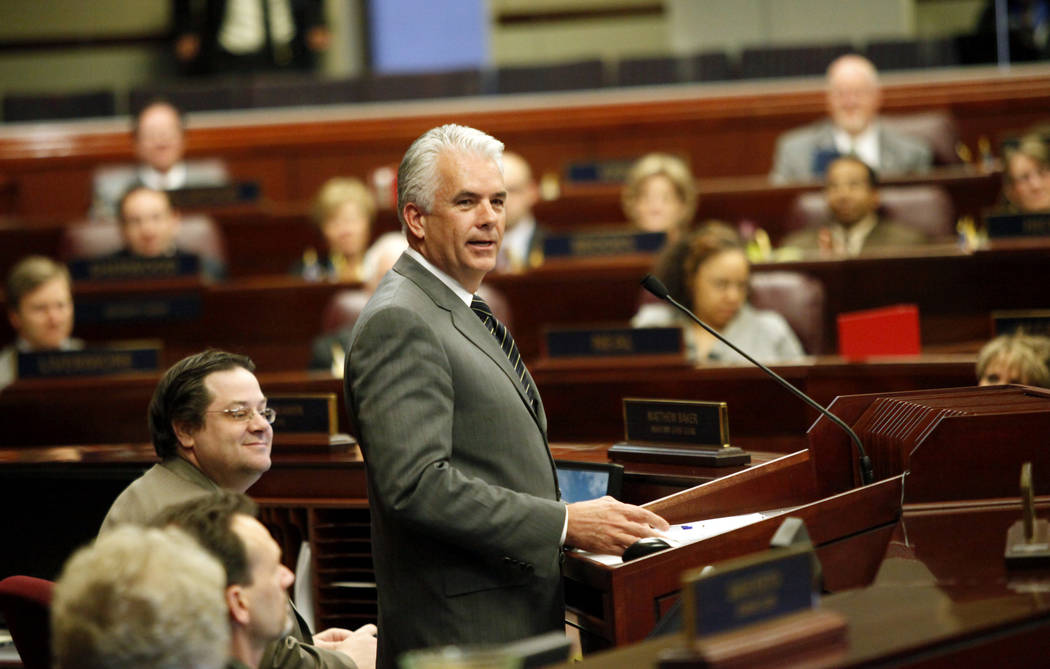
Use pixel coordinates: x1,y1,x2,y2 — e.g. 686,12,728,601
680,542,815,640
542,231,666,258
545,327,682,359
17,345,160,379
622,398,729,448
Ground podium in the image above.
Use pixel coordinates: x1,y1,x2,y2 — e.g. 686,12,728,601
565,384,1050,652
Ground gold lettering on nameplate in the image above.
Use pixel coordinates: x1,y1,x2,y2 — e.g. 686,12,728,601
1022,218,1050,235
590,333,634,354
569,235,637,256
37,352,134,375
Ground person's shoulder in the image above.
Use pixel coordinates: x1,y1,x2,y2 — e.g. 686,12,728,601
777,119,832,147
743,303,793,332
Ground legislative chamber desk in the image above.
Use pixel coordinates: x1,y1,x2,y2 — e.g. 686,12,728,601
0,357,977,447
486,241,1050,359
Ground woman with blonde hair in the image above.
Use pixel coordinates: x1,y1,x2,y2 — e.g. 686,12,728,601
621,153,698,243
976,332,1050,387
295,177,377,282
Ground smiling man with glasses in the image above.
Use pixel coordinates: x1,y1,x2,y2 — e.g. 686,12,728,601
99,349,371,669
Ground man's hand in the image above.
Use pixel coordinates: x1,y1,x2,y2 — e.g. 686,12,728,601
565,496,670,555
314,624,377,669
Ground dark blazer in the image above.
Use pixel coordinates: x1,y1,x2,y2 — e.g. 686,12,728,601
769,119,933,183
344,253,566,668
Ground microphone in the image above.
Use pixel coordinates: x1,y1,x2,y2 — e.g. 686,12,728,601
640,274,874,487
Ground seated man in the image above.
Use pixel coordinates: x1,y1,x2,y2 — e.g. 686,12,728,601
1,255,82,391
497,151,546,272
779,156,926,256
100,349,366,668
111,184,226,280
156,491,377,669
92,99,228,218
770,54,932,183
52,524,230,669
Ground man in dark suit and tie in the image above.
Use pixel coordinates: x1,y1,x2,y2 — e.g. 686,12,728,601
344,124,668,668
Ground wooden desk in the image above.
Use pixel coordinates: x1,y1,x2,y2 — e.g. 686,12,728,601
534,355,978,445
0,276,352,372
2,65,1049,220
486,243,1050,359
0,357,976,448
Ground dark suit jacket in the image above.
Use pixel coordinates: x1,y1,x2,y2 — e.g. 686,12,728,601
769,119,932,183
344,253,566,668
174,0,324,73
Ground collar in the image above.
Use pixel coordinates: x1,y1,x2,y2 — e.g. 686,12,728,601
832,123,879,168
404,247,474,306
15,337,78,353
139,162,188,190
832,212,879,257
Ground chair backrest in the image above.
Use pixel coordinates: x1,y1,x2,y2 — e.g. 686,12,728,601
784,185,955,241
497,59,607,94
60,215,228,266
0,575,54,669
880,110,961,165
750,271,826,355
320,284,514,335
738,44,854,79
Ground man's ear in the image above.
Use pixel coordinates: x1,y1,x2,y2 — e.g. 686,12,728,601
226,585,250,626
403,202,425,241
172,420,195,449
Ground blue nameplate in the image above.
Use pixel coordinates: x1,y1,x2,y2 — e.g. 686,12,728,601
681,543,815,639
17,346,160,379
167,181,261,208
545,327,682,358
623,398,728,447
268,394,337,435
70,254,200,282
75,293,201,324
565,159,635,184
543,231,666,259
993,310,1050,337
985,212,1050,239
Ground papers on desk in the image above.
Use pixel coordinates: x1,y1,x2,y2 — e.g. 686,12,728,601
574,511,777,566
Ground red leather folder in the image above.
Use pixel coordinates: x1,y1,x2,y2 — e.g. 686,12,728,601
837,304,920,360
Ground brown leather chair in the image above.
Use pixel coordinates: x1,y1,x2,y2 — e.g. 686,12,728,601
784,185,955,241
0,575,54,669
880,110,961,166
59,214,227,268
750,271,826,355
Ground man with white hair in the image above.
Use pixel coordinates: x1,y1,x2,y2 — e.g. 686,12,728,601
769,54,932,183
51,525,230,669
344,124,668,667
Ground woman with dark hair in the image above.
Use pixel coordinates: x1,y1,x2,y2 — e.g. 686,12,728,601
633,222,803,364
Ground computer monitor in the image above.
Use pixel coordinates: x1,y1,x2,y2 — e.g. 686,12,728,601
554,460,624,503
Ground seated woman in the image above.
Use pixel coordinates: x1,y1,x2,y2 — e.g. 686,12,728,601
976,332,1050,387
633,222,804,364
1002,134,1050,213
295,177,378,282
621,153,698,244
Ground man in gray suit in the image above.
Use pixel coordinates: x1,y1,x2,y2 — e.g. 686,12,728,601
769,54,932,184
344,124,668,668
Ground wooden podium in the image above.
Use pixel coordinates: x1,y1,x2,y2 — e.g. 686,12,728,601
565,384,1050,652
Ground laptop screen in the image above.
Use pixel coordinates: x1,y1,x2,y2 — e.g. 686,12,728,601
555,460,625,503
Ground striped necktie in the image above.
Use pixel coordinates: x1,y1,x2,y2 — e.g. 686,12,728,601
470,295,537,412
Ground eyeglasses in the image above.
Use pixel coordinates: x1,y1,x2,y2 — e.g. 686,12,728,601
206,406,276,424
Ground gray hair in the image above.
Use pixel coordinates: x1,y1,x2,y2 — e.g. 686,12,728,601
52,525,229,669
397,124,504,226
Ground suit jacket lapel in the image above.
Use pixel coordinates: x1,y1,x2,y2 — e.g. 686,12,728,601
395,255,546,432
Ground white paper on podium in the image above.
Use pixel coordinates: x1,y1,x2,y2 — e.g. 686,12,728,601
574,510,786,566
